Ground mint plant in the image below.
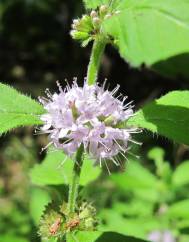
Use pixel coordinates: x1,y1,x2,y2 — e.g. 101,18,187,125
0,0,189,242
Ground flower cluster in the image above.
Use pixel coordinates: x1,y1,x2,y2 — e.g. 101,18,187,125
39,80,139,166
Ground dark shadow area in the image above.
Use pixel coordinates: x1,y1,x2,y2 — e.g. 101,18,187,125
153,53,189,81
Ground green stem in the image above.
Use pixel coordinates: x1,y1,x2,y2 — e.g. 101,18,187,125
86,38,106,85
67,144,84,215
66,38,107,242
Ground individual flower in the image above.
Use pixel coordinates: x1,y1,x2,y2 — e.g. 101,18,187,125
39,79,140,167
148,230,176,242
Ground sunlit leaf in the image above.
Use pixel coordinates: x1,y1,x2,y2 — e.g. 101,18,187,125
30,150,101,186
127,91,189,145
0,83,44,134
103,0,189,67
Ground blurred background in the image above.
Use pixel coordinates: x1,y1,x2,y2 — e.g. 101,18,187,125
0,1,189,242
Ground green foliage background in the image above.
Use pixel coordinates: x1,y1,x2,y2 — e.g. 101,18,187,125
0,0,189,242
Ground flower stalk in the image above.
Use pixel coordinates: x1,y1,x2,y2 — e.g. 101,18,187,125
86,38,106,85
67,144,84,215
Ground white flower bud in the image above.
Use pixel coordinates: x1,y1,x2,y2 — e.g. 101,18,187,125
92,17,101,26
100,5,108,14
73,19,79,25
105,14,112,19
90,10,97,18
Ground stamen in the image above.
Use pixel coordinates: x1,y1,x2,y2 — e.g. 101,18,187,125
113,139,126,152
120,151,129,162
56,80,63,92
57,156,68,168
102,78,108,90
128,139,142,145
40,142,53,154
110,157,120,166
104,159,111,175
99,157,102,168
111,84,120,96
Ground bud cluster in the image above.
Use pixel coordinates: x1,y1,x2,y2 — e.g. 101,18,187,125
70,5,114,46
39,201,97,240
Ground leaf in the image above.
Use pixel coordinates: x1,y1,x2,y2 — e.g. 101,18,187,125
113,200,154,217
103,0,189,67
30,150,101,186
0,83,45,134
67,231,148,242
168,200,189,219
83,0,121,10
179,235,189,242
29,187,51,225
172,161,189,187
110,160,159,202
148,147,165,165
148,147,172,180
0,235,27,242
83,0,109,9
127,91,189,145
111,160,157,190
99,210,159,239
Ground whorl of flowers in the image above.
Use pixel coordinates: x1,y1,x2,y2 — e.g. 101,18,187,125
39,79,140,167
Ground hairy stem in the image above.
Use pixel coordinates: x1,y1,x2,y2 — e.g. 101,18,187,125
67,144,84,215
86,38,106,85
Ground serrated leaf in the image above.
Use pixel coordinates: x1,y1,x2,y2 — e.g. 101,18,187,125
30,150,101,186
172,161,189,187
67,231,148,242
0,83,45,134
103,0,189,67
127,91,189,145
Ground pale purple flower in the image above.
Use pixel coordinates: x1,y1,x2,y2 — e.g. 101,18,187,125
148,230,176,242
39,80,140,166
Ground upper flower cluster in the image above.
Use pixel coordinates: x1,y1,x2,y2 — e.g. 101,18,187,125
39,80,139,166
